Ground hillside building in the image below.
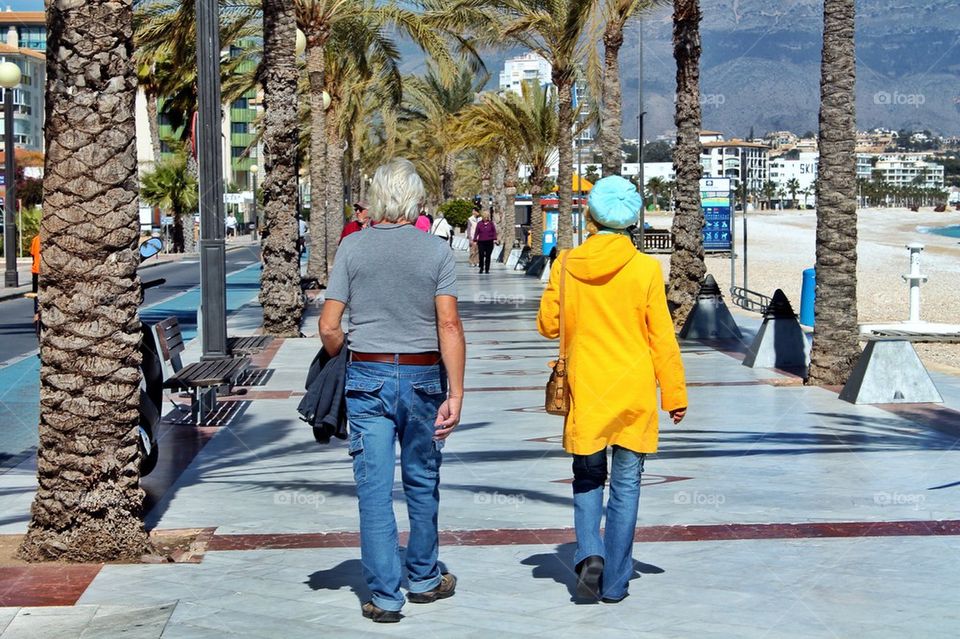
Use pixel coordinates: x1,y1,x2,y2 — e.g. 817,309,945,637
699,133,769,197
857,153,945,189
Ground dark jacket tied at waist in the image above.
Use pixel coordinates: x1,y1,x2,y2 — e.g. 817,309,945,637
297,348,348,443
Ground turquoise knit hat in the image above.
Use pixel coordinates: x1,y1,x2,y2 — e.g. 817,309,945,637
587,175,643,229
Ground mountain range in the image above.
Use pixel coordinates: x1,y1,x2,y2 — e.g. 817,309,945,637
403,0,960,140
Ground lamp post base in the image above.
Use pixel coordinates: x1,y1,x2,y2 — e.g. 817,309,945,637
4,270,18,288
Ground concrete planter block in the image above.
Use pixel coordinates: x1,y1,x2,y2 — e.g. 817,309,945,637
839,340,943,404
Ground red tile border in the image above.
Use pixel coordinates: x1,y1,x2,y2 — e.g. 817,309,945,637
206,519,960,551
0,564,102,607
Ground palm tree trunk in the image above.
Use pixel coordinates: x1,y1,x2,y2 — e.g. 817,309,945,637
306,42,328,283
807,0,859,386
666,0,706,329
260,0,304,337
441,152,456,202
505,156,519,248
600,23,624,177
493,155,507,250
530,173,545,255
480,161,492,212
19,0,149,562
146,93,162,164
555,73,574,249
325,109,345,274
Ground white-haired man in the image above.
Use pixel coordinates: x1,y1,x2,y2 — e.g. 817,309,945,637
320,157,466,623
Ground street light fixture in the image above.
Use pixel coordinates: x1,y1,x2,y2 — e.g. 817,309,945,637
0,60,21,288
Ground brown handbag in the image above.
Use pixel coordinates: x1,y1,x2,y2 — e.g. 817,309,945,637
545,252,570,416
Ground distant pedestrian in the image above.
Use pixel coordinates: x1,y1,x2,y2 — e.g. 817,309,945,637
320,157,465,624
341,201,370,243
225,213,238,238
415,211,431,232
466,206,481,266
298,217,308,257
473,209,497,274
430,212,453,247
29,234,40,328
537,175,687,603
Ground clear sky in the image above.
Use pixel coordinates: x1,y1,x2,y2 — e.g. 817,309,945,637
3,1,43,11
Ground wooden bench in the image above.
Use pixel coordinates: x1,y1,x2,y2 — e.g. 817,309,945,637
227,335,274,356
153,317,256,424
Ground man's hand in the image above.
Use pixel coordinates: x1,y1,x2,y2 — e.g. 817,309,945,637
434,396,462,441
670,407,686,424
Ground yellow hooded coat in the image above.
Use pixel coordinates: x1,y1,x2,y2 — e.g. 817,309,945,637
537,234,687,455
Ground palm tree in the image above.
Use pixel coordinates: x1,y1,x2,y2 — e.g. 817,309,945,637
296,0,472,284
645,176,666,210
665,0,705,328
597,0,667,176
761,180,778,210
260,0,306,337
785,177,801,209
19,0,149,562
399,65,481,203
134,0,259,141
807,0,859,386
140,150,199,254
448,0,598,249
454,82,558,254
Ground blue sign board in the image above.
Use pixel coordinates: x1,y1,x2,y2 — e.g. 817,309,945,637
700,178,732,251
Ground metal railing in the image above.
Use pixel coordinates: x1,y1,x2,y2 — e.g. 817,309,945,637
730,286,772,314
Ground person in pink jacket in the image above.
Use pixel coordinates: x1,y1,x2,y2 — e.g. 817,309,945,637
415,212,432,232
472,209,498,274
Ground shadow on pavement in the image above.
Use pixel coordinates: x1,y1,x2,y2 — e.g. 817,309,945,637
521,543,664,603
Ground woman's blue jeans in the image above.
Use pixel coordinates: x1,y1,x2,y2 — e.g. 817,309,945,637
345,360,446,612
572,446,646,600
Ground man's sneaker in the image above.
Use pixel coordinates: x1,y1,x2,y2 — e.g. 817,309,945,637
361,601,402,623
575,556,604,600
407,573,457,603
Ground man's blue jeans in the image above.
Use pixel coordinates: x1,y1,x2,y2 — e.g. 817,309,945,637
572,446,646,600
345,360,446,612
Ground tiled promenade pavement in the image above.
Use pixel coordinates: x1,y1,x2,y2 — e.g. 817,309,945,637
2,247,960,637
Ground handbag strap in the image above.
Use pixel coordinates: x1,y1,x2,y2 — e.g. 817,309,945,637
558,251,569,360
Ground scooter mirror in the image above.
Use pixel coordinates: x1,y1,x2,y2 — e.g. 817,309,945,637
140,237,164,260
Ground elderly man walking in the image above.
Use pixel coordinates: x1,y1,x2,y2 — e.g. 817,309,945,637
320,158,466,623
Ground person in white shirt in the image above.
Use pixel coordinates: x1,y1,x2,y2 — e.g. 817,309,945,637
466,206,482,266
225,213,238,238
430,213,454,247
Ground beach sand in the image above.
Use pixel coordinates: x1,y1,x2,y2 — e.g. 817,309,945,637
645,207,960,372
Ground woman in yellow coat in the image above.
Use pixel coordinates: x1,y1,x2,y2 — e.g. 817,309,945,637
537,175,687,603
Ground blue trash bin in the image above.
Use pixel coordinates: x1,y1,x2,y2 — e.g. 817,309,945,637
799,267,815,327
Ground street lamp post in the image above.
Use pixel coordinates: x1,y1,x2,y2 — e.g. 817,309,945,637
636,18,645,251
195,0,228,361
249,164,258,240
0,61,20,288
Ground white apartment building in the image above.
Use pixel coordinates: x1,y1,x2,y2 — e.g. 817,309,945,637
499,52,552,95
621,162,675,184
769,152,818,206
699,136,769,196
856,153,945,189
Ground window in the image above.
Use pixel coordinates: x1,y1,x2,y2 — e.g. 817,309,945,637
232,98,248,110
230,122,248,134
231,147,246,158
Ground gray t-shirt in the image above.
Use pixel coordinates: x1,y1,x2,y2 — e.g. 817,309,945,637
325,223,457,353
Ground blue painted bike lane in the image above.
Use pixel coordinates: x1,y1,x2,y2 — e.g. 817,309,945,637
0,263,265,471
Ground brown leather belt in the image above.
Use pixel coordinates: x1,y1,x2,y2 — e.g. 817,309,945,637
350,351,441,366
